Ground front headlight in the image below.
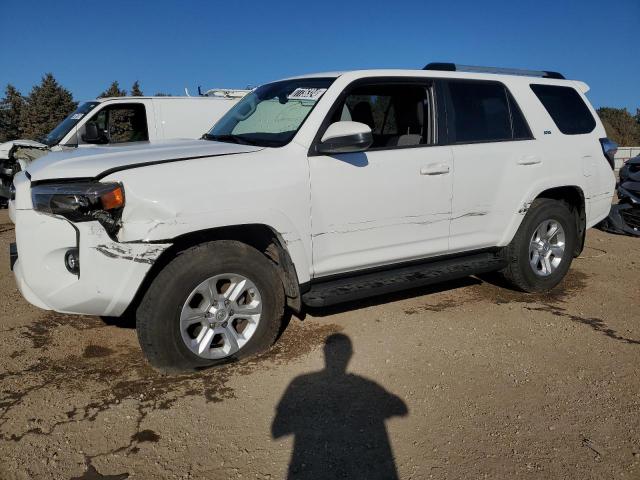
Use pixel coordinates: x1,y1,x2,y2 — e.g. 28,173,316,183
31,181,125,233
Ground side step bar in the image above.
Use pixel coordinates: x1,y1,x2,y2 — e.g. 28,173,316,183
302,251,507,308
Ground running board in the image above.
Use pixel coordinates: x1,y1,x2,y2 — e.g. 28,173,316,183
302,251,506,308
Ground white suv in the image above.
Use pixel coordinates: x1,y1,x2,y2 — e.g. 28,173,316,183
9,64,616,372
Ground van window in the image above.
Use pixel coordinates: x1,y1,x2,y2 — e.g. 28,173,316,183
530,84,595,135
85,103,148,144
108,104,148,143
445,81,513,143
329,83,432,148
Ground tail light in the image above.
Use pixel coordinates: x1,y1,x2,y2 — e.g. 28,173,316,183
599,138,617,170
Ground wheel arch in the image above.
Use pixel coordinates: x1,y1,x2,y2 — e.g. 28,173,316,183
123,223,304,321
502,184,586,257
535,185,586,257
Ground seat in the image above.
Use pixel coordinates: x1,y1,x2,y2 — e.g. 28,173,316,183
351,102,375,130
386,100,424,147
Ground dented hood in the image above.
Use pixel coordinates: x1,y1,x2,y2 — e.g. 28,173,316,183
25,139,264,181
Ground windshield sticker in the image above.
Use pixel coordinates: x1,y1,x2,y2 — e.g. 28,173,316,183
287,88,327,101
70,113,85,120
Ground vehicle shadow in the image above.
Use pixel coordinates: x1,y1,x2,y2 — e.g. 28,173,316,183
272,333,408,480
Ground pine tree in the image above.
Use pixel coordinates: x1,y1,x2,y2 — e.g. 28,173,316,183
20,73,77,141
131,81,143,96
0,84,25,142
99,81,127,98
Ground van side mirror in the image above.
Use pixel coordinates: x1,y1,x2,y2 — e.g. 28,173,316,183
316,121,373,154
81,122,106,144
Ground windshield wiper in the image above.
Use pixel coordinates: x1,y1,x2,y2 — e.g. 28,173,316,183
203,133,256,146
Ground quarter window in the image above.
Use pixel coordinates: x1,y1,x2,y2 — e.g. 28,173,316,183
530,84,595,135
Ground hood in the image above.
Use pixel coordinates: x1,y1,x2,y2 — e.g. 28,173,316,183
0,139,49,161
26,139,264,182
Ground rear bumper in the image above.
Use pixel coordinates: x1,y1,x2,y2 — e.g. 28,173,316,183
586,192,615,229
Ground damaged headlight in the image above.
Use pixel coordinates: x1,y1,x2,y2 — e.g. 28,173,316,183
31,181,125,233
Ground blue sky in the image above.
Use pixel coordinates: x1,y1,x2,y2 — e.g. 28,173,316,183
1,0,638,110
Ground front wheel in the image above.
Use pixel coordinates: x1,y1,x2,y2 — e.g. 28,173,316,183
501,198,578,292
136,240,285,373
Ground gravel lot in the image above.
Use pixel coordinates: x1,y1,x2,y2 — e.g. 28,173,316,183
1,209,639,479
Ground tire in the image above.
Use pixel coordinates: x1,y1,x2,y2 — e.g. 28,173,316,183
136,240,285,373
501,198,577,293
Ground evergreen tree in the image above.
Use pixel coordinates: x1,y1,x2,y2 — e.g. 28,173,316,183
130,81,143,96
99,81,127,98
20,73,77,141
0,84,25,142
597,107,640,146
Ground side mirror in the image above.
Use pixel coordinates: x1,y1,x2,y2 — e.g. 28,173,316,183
316,121,373,154
81,122,106,144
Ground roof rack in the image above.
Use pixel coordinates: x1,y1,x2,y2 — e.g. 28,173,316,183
423,62,565,80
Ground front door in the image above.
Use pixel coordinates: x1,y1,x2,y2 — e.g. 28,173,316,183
308,80,453,278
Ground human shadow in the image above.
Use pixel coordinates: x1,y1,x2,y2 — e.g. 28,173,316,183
272,334,408,479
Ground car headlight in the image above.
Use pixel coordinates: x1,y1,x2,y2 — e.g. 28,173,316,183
31,181,125,233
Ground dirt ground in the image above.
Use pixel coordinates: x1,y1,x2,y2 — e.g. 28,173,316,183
0,209,638,480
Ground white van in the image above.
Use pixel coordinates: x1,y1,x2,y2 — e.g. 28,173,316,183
0,94,245,204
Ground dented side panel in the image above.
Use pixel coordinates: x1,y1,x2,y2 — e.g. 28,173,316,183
308,146,453,277
104,143,314,284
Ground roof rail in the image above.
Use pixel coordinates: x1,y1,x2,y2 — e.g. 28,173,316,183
423,62,565,80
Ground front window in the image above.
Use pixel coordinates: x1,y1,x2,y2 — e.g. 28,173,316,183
205,78,335,147
40,101,99,146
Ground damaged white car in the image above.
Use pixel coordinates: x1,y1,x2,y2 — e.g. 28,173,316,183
0,93,246,206
10,64,616,372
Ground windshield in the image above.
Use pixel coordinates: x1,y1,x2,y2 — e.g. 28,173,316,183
40,101,100,146
205,78,335,147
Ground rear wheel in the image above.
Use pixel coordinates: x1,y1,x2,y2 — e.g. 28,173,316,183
501,199,577,292
136,240,285,373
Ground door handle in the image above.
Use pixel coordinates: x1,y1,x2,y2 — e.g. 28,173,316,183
517,155,542,165
420,164,450,175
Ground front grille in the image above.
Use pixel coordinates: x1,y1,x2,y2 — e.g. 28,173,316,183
621,207,640,230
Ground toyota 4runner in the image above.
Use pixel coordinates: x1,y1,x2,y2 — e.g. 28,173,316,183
9,63,617,372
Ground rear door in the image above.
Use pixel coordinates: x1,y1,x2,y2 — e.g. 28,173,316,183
442,79,541,252
308,78,453,278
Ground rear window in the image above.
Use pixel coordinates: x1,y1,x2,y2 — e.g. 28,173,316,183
530,84,595,135
445,81,532,144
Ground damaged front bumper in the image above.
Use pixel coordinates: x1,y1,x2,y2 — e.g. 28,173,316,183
12,208,171,316
0,139,50,205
